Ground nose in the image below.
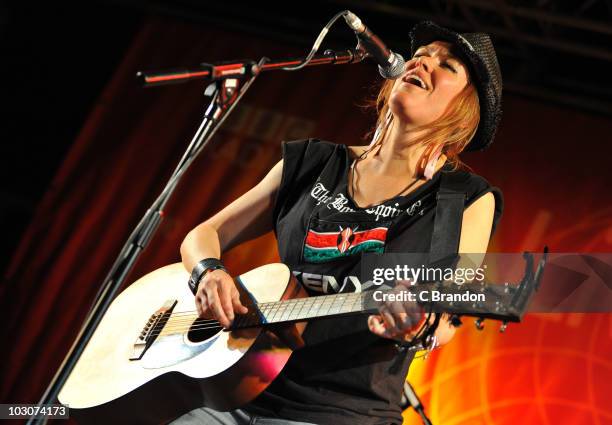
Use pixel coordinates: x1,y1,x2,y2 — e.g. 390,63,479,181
415,56,433,73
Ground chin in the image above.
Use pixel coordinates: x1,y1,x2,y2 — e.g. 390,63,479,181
389,93,411,116
391,94,449,128
388,96,427,126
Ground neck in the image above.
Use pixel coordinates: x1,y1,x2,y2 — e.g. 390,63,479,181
370,118,446,178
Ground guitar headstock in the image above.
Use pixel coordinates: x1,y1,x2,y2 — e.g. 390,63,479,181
414,248,548,332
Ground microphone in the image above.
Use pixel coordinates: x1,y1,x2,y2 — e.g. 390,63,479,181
343,11,405,79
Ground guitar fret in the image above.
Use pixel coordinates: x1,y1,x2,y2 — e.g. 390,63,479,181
349,293,361,312
341,293,354,314
323,294,336,316
294,298,307,321
291,298,304,320
264,302,275,323
309,299,318,317
304,298,316,319
298,298,310,319
343,293,354,314
334,294,346,315
336,294,347,314
280,299,297,322
304,298,317,319
309,297,320,319
355,292,365,312
346,294,355,312
329,294,342,315
322,298,329,315
352,293,363,312
292,298,304,320
269,301,283,323
316,297,328,318
275,300,290,323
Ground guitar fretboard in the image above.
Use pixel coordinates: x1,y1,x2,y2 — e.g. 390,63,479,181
232,291,380,329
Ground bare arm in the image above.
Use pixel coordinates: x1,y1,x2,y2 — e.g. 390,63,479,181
458,191,495,254
180,159,283,327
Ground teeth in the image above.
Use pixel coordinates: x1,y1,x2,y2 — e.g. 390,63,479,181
403,75,427,90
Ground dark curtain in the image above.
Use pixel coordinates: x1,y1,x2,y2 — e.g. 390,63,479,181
2,15,611,424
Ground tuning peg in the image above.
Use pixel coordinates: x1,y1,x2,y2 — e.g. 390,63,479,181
499,321,508,333
474,317,485,331
449,315,463,327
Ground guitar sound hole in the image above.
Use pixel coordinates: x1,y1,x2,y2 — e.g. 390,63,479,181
187,318,222,343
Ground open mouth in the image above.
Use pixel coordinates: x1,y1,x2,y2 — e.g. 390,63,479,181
402,75,428,90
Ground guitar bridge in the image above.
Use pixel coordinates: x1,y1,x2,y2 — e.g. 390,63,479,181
130,299,177,360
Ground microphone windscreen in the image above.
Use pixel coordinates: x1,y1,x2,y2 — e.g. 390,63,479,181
378,53,406,79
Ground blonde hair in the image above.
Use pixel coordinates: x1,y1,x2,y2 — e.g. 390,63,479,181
362,76,480,173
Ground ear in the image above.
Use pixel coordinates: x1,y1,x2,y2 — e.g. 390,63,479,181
422,143,444,180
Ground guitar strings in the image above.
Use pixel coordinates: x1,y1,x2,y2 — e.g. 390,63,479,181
165,291,363,319
162,296,361,327
151,305,361,336
141,296,366,338
148,306,361,337
151,292,364,329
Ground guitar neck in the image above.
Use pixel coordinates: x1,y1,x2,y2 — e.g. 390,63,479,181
232,291,378,329
230,280,528,330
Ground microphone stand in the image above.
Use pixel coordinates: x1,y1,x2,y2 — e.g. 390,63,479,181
28,48,366,424
402,381,433,425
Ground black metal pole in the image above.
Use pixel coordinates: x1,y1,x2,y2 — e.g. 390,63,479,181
403,381,433,425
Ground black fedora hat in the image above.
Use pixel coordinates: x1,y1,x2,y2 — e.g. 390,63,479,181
410,21,503,151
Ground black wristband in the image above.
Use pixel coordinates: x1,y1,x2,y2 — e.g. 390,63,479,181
188,258,226,295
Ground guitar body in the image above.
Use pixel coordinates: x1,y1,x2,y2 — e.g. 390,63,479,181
58,263,307,424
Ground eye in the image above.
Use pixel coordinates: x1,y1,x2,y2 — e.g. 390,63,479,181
442,62,457,73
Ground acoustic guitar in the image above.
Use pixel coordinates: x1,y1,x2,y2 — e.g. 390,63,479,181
58,256,543,424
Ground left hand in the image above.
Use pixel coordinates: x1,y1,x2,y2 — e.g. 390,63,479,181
367,279,425,342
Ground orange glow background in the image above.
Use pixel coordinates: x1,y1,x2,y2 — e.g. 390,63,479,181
2,16,611,424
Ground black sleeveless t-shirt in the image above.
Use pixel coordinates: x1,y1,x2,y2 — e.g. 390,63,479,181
243,139,503,425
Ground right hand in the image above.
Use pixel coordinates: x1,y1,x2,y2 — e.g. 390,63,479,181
194,269,249,329
367,279,424,342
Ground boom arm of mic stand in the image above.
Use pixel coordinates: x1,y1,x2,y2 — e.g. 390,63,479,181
137,48,367,87
26,58,267,425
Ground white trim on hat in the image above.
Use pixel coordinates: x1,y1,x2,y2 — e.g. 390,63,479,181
456,34,476,52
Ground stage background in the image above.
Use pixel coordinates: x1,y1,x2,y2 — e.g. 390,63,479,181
2,13,611,425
